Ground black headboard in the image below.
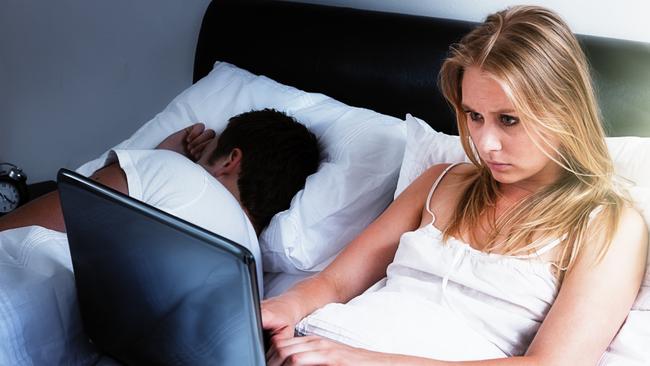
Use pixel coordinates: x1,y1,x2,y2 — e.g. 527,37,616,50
195,0,650,137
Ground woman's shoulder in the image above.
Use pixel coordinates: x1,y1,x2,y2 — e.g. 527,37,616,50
396,163,471,206
406,163,476,227
599,205,646,247
620,205,647,227
420,162,476,194
580,204,648,267
613,205,648,250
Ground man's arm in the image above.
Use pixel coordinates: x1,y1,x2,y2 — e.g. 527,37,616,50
156,123,216,161
0,123,213,233
0,163,129,233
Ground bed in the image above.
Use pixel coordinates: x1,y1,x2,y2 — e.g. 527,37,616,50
1,0,649,365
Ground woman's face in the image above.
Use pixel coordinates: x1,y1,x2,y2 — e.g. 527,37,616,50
460,66,562,191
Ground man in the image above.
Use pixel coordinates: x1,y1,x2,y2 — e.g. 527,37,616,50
0,108,320,365
0,108,321,239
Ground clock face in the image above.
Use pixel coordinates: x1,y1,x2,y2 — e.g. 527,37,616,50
0,181,20,213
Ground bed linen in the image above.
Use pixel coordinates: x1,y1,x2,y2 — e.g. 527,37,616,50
0,226,100,365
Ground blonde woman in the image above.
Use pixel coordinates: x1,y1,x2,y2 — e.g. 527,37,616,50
262,5,648,366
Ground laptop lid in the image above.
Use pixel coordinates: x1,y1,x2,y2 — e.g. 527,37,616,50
57,168,265,365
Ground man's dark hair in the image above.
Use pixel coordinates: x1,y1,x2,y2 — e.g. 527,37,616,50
209,108,321,233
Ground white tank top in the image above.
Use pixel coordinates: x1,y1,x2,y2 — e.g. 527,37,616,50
383,162,562,356
298,163,576,359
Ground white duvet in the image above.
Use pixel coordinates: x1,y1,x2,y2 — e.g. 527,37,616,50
0,226,100,366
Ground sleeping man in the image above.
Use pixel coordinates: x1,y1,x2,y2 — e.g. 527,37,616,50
0,108,321,253
0,108,321,364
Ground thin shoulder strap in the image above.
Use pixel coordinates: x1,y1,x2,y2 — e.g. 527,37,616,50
527,235,566,257
425,163,464,223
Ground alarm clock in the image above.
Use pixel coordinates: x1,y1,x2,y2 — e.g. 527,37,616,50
0,163,28,215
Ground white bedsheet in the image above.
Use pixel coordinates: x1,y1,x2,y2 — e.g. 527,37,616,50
0,226,100,366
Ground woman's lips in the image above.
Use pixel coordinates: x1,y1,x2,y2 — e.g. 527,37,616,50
487,161,511,171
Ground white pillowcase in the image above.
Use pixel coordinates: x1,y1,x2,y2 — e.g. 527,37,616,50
77,61,406,274
398,113,650,365
394,114,469,199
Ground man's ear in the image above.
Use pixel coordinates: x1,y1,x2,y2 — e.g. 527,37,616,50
211,148,243,177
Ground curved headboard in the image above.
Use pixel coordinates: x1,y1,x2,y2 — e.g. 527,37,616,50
195,0,650,137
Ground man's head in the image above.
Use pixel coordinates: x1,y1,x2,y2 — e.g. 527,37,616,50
199,109,321,234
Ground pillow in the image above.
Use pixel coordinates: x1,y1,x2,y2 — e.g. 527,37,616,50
394,114,468,198
398,113,650,365
77,61,406,274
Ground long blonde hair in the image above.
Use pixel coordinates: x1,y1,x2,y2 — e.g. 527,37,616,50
438,5,626,281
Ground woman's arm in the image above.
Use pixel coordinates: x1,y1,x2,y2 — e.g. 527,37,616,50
523,205,648,365
262,164,451,340
268,206,648,366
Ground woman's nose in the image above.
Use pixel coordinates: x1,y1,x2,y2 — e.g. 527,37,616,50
477,123,502,152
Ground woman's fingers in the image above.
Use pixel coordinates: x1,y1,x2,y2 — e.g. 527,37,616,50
261,300,298,338
267,336,325,366
264,324,296,360
281,351,331,366
267,335,374,366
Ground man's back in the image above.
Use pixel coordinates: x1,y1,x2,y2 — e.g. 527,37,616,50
111,148,263,294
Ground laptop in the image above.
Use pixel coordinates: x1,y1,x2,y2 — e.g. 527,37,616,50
57,168,265,365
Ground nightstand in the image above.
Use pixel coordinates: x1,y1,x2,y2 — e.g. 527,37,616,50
27,180,57,201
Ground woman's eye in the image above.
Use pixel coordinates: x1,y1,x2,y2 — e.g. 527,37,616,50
466,111,483,122
500,114,519,126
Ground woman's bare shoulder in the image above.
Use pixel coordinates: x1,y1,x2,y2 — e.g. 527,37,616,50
620,205,647,230
577,204,648,269
411,163,476,227
421,162,475,196
405,163,469,197
418,162,475,186
612,205,648,253
395,164,459,213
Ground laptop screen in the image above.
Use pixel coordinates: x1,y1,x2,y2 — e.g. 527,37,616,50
58,169,265,365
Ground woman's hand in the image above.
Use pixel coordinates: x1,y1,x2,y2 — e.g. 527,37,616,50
156,123,216,161
267,335,387,366
261,296,303,342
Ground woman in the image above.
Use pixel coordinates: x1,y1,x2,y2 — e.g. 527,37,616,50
262,6,648,365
